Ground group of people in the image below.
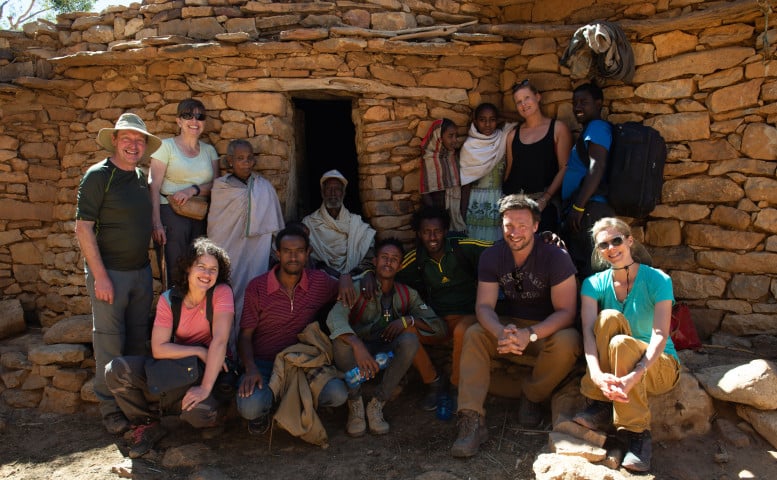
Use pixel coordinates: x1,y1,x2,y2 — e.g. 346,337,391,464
74,84,679,473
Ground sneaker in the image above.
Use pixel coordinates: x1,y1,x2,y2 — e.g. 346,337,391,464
247,416,270,436
420,377,443,412
573,400,612,432
518,397,544,428
346,397,366,437
622,430,652,472
450,409,488,458
128,422,166,459
102,412,130,435
366,397,389,435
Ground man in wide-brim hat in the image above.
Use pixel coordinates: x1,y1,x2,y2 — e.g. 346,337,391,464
75,113,161,435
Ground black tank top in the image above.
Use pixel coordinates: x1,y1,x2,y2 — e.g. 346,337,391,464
503,118,559,196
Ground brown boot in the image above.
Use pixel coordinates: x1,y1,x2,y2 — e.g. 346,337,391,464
346,397,366,437
366,397,390,435
450,409,486,458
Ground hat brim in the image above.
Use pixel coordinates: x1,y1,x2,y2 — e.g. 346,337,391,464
96,127,162,161
319,176,348,188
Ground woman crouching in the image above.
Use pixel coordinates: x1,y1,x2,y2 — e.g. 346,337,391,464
572,217,680,472
106,237,234,458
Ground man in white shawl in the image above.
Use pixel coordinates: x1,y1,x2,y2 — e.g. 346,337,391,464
303,170,376,306
207,140,284,349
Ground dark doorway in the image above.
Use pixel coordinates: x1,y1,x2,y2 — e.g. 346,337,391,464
292,98,360,220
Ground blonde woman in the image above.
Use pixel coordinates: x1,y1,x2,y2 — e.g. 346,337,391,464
573,217,680,473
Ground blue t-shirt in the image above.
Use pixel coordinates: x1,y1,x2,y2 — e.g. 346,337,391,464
561,120,612,203
581,264,678,361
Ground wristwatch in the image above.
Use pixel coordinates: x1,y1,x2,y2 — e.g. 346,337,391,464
527,326,538,343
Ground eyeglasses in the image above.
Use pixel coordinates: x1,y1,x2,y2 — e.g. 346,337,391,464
511,79,530,93
180,112,206,121
596,236,625,251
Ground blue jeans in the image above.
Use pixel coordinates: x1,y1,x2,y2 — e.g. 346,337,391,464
236,360,348,420
87,264,153,417
332,332,419,402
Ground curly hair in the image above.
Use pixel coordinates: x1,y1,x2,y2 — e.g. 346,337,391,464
172,237,231,294
411,205,451,232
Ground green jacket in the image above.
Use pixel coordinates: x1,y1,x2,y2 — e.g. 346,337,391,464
396,237,492,316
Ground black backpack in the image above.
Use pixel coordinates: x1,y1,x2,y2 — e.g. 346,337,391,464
577,121,667,218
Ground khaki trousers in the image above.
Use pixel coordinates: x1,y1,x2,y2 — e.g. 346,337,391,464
580,309,681,432
458,317,582,416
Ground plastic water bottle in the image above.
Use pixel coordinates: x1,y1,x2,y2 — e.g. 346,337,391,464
436,391,453,421
344,352,394,388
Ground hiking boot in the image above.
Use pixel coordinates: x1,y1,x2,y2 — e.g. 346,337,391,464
420,376,443,412
247,416,270,436
366,397,389,435
346,397,366,437
622,430,652,472
102,411,130,435
450,409,487,458
518,397,544,428
128,422,166,459
573,400,613,432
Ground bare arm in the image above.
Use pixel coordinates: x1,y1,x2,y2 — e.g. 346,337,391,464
545,120,571,199
532,274,577,338
237,326,264,397
75,220,113,304
181,308,232,411
574,142,608,208
503,128,517,182
150,324,208,363
580,294,603,378
474,280,504,339
149,157,168,245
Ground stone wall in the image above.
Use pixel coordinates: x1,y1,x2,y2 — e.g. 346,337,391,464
0,1,775,350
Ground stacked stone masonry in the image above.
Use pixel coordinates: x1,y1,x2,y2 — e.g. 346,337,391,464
0,0,776,412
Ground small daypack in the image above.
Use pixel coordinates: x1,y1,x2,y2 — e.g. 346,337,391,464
577,121,667,218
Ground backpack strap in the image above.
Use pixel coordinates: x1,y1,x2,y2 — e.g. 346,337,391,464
167,286,215,343
349,294,370,325
396,283,410,315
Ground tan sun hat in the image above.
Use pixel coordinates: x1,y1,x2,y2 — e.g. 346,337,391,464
319,169,348,188
96,113,162,160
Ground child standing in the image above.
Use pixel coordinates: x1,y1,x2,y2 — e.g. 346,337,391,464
460,103,516,241
420,119,465,232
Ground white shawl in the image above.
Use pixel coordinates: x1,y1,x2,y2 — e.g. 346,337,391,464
459,122,517,186
303,205,375,275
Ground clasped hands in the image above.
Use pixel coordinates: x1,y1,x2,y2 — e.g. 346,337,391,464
592,370,641,403
496,324,531,356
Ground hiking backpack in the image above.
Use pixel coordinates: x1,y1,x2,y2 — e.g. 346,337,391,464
577,121,667,218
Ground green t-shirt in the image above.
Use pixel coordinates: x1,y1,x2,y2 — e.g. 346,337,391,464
396,237,491,316
76,159,152,271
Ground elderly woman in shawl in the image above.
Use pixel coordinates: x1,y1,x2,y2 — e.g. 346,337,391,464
419,118,465,232
207,140,284,349
459,103,517,242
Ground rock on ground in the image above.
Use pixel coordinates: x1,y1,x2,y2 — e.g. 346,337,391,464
651,370,713,441
736,405,777,449
533,452,628,480
696,359,777,409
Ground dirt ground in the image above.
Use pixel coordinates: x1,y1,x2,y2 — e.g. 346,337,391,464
1,350,776,480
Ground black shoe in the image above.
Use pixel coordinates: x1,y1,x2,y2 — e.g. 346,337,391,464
622,430,652,472
518,397,544,428
420,377,443,412
573,400,612,432
128,422,166,459
247,416,270,436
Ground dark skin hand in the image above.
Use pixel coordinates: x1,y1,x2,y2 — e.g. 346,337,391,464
567,141,608,232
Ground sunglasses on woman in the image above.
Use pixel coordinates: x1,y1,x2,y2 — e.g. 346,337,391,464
180,112,206,121
596,236,625,251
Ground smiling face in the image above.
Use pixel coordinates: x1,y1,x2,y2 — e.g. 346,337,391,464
513,86,542,119
501,208,538,253
111,129,147,169
572,90,602,126
594,227,634,267
418,218,447,260
278,234,309,277
176,108,206,138
229,145,255,181
187,253,219,293
374,244,403,282
474,108,498,136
